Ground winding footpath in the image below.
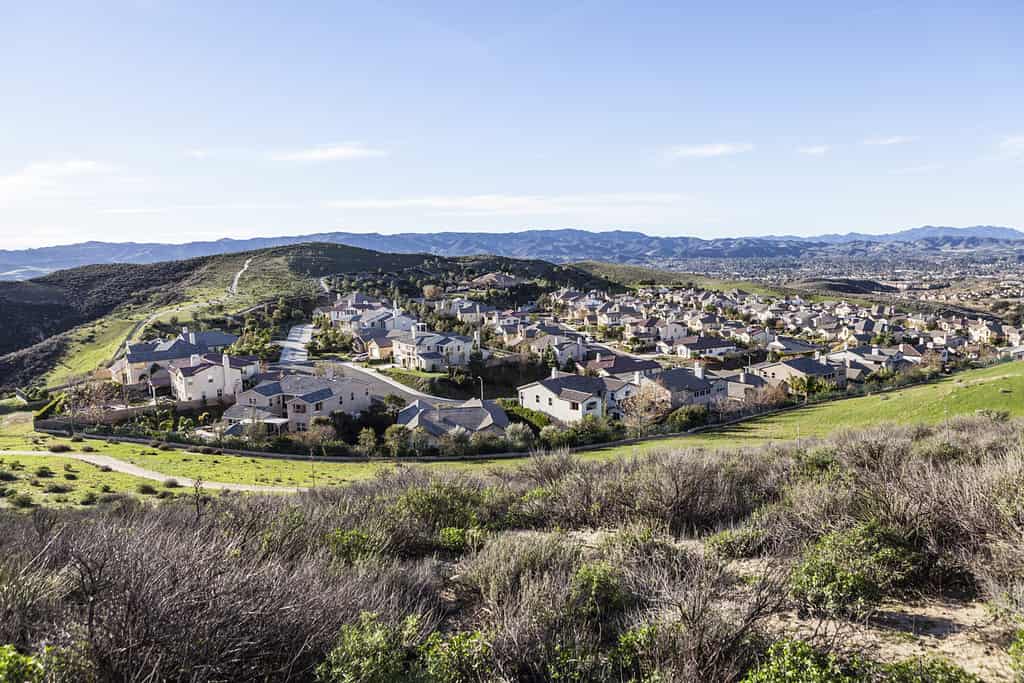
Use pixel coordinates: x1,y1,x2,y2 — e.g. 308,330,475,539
1,449,301,493
229,257,254,295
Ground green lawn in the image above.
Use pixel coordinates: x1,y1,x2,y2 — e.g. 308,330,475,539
0,453,158,509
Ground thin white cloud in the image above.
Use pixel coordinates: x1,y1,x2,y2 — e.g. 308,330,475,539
101,202,303,215
888,164,945,175
270,143,387,162
999,136,1024,157
863,135,916,146
665,143,754,159
798,145,831,156
185,148,212,159
324,192,690,216
0,160,111,208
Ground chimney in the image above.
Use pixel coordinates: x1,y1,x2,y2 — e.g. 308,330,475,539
189,354,202,367
595,352,602,363
694,361,704,380
551,366,559,379
633,370,642,385
222,352,230,368
739,370,747,383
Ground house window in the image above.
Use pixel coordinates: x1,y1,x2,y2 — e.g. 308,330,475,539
570,401,580,410
535,395,540,404
314,402,323,411
548,397,552,406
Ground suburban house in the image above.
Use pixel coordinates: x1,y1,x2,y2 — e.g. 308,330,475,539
669,335,739,360
168,353,260,402
397,398,509,442
717,370,769,402
351,328,407,361
751,356,846,391
638,365,721,408
517,369,637,423
223,374,372,433
579,352,662,381
392,324,475,372
110,327,239,385
766,335,822,358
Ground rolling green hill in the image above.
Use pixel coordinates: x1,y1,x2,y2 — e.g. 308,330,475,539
0,243,616,391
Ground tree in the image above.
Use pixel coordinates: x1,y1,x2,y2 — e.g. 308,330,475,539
295,419,336,459
505,422,534,450
383,424,411,457
382,394,407,416
620,383,668,438
357,427,378,456
409,428,433,456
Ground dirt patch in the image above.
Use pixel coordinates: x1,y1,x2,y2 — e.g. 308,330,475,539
768,599,1012,681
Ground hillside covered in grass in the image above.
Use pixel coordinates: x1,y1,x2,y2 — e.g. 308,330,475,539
0,243,616,391
1,415,1020,680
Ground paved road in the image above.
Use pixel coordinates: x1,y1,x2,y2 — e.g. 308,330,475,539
276,324,312,364
229,257,254,295
335,362,460,405
1,450,301,493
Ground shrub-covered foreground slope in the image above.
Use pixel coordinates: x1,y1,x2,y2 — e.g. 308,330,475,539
1,415,1022,681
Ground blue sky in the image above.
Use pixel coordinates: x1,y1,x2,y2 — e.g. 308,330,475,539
1,1,1022,248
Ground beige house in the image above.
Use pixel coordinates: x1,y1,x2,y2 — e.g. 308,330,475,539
168,353,258,402
224,374,371,433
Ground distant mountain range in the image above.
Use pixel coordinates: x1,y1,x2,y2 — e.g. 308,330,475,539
1,225,1021,279
772,225,1024,244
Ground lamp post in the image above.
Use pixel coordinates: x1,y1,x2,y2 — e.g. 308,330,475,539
476,376,484,401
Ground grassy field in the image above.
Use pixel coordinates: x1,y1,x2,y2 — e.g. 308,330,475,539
0,454,159,509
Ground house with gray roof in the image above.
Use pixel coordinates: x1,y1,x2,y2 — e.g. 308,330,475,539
517,369,637,423
110,326,239,385
224,374,371,433
397,398,509,441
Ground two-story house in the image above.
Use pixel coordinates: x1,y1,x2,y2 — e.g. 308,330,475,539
517,369,637,423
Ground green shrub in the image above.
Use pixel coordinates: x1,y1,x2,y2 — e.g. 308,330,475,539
0,644,43,683
33,466,54,478
326,528,380,564
63,473,77,480
794,446,840,479
70,435,83,443
163,478,180,488
665,404,709,432
0,471,16,482
790,522,920,616
437,526,478,554
9,493,33,509
80,491,98,506
741,639,859,683
706,527,768,559
420,630,494,683
136,483,157,495
316,612,421,683
47,444,71,453
570,561,629,622
1009,629,1024,680
880,657,982,682
43,482,73,494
